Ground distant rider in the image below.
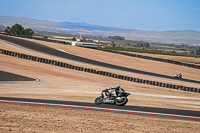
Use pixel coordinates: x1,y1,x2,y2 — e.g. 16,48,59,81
106,85,124,97
174,73,182,78
178,73,182,78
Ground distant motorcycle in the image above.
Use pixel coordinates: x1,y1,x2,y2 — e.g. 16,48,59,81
174,73,182,78
94,88,130,106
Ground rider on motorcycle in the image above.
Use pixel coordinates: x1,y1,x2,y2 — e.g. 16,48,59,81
106,85,124,97
174,73,182,78
95,85,130,106
179,73,182,78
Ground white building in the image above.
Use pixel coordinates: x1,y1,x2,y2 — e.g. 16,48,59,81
72,42,98,48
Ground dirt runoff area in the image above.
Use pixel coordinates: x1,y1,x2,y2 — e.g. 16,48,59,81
1,38,200,132
1,103,200,133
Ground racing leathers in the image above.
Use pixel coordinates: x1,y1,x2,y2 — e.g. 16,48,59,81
106,87,125,97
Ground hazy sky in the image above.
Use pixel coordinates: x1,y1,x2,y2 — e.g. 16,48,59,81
0,0,200,31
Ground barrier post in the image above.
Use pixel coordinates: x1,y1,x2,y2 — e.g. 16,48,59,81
108,73,112,77
142,80,146,84
179,86,183,90
127,77,131,81
117,75,122,79
162,83,166,87
155,82,159,86
139,79,143,83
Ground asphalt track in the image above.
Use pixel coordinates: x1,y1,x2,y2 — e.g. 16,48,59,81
0,97,200,121
0,35,199,84
0,70,35,81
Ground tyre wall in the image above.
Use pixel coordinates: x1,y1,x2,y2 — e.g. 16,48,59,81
1,33,199,69
97,49,200,69
1,49,199,93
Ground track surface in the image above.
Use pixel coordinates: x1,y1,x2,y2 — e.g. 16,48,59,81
0,70,35,81
0,36,199,121
0,97,200,120
0,35,199,84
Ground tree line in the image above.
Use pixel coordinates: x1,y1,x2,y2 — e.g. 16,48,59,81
136,42,150,48
4,23,34,37
196,47,200,55
108,36,125,40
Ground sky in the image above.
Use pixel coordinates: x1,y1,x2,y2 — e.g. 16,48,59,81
0,0,200,31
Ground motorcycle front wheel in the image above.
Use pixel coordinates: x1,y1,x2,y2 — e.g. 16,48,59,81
115,97,128,106
94,96,102,105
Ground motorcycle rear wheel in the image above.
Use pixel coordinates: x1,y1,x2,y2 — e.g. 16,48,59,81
94,96,102,105
115,97,128,106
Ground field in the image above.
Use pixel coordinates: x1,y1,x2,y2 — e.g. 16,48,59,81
0,38,200,132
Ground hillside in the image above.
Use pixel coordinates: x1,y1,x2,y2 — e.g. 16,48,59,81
0,16,200,45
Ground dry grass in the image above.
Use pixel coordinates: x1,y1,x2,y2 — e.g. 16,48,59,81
1,103,200,133
122,51,200,64
1,53,200,111
1,37,200,132
26,39,200,81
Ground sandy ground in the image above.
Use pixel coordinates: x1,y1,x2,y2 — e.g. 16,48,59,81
1,38,200,88
1,53,200,110
1,103,200,133
0,38,200,110
18,37,200,81
0,37,200,132
121,50,200,64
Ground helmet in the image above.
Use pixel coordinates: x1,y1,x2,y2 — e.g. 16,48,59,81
116,85,121,89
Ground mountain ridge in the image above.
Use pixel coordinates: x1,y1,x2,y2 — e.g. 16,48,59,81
0,16,200,45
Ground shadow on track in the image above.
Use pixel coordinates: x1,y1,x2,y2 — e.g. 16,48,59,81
0,70,35,81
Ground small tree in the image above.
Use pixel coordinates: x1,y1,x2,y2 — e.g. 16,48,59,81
87,39,93,43
11,23,25,36
127,42,131,46
108,36,125,40
43,36,48,39
144,42,150,48
196,47,200,55
72,37,76,41
112,41,115,47
82,37,86,42
137,43,143,47
4,23,34,37
25,28,34,37
4,26,12,35
190,50,195,54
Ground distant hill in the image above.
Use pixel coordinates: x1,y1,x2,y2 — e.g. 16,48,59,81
59,22,116,31
0,16,200,45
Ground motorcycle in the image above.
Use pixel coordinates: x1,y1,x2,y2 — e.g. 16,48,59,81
174,73,182,78
94,88,130,106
